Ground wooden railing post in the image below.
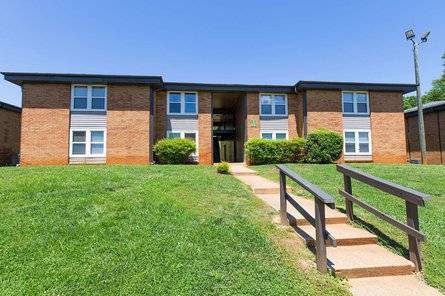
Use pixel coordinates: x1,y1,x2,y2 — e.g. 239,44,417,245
343,175,354,220
314,198,327,273
406,201,422,271
279,171,288,225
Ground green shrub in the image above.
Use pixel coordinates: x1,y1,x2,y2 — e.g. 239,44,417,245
305,129,343,164
216,162,230,174
245,138,306,165
153,138,196,164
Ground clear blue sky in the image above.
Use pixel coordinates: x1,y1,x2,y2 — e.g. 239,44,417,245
1,0,444,107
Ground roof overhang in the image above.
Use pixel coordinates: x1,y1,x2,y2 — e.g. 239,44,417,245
163,82,294,93
0,101,21,113
405,101,445,117
295,81,417,94
1,72,163,87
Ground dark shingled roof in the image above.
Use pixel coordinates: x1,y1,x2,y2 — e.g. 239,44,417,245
404,100,445,117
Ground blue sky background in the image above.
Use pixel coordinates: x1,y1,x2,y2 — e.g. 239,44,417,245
0,0,444,107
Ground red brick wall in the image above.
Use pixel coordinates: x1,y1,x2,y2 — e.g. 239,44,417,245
296,92,304,138
0,108,21,165
106,85,150,164
198,91,212,165
20,83,71,166
246,92,260,140
370,91,407,164
306,89,343,134
154,91,167,145
288,93,298,139
406,110,445,164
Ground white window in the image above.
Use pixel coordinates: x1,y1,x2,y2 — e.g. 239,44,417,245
260,94,288,116
260,131,288,140
167,92,198,115
70,129,106,157
71,85,107,111
167,131,198,155
342,91,369,115
344,130,371,155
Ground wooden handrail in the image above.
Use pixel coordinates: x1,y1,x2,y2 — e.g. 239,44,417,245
276,164,337,273
336,164,430,271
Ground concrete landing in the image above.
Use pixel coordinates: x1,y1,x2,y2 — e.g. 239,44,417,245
349,275,442,296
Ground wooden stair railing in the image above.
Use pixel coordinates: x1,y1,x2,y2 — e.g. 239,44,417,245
336,164,431,271
276,164,337,273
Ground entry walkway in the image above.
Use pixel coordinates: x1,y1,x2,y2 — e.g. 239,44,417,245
229,163,442,296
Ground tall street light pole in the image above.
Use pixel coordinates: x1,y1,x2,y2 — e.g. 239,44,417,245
405,29,430,164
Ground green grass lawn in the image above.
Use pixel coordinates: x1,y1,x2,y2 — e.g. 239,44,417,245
250,163,445,292
0,165,349,295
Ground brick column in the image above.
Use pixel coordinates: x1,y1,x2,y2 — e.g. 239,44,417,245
288,93,298,139
246,92,260,140
21,83,70,166
198,91,212,165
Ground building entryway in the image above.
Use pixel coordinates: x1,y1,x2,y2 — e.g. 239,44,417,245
212,92,245,163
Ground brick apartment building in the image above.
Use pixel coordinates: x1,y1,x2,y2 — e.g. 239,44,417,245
405,101,445,164
0,100,21,165
2,72,416,166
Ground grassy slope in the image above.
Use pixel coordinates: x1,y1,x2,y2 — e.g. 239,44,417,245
250,163,445,292
0,165,349,295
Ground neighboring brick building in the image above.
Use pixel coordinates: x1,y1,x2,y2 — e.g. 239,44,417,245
2,72,416,166
405,101,445,165
0,101,21,165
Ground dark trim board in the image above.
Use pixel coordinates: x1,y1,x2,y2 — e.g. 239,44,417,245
295,81,417,94
2,72,163,86
0,100,21,113
163,82,295,93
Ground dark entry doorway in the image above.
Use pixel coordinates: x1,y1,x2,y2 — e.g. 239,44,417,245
212,92,245,163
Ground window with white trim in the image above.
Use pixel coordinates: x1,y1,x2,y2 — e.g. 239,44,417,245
71,85,107,111
342,91,369,114
344,130,371,155
260,94,287,116
70,130,106,157
260,131,288,140
167,131,198,155
168,92,198,115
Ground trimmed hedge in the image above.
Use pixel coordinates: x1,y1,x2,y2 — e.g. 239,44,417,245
305,129,343,164
153,138,196,164
245,138,306,165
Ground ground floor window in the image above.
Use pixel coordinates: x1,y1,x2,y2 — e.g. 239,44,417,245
70,129,106,157
344,130,371,155
260,131,288,140
167,131,198,155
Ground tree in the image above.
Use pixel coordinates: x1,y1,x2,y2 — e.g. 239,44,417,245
403,52,445,110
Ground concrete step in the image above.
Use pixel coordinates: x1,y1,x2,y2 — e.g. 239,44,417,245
229,164,258,176
327,244,416,278
256,193,348,226
348,274,443,296
295,224,377,246
234,175,289,194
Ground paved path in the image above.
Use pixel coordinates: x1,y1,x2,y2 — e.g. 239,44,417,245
229,163,442,296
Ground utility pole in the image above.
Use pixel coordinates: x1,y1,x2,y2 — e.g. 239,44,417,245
405,30,430,164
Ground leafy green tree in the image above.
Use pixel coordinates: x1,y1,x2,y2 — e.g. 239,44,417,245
403,52,445,110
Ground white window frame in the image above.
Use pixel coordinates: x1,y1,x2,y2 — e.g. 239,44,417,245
343,130,372,155
166,131,199,156
342,91,369,115
167,91,198,115
260,131,289,140
259,93,288,116
70,129,107,157
71,85,107,112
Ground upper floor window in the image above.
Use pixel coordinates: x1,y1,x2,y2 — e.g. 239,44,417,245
342,91,369,115
168,92,198,115
260,94,287,116
72,85,107,111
